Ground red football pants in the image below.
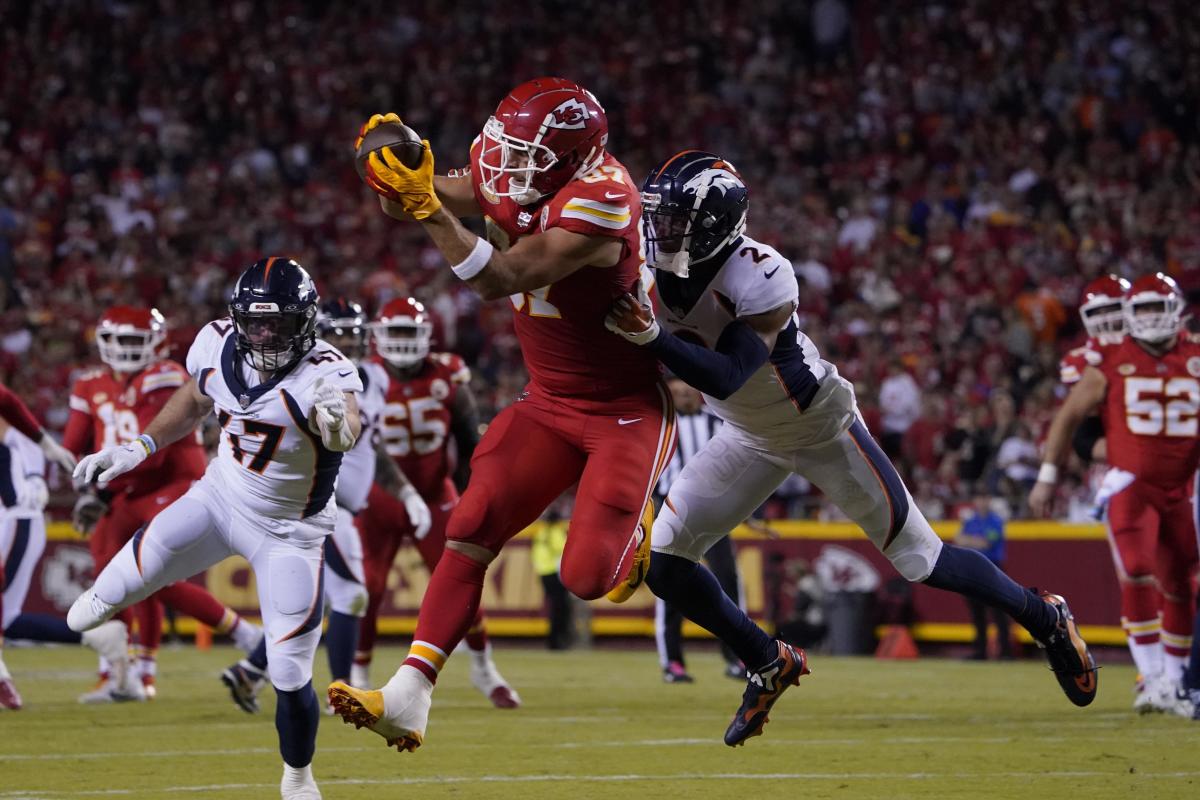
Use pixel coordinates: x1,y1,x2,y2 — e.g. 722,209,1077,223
1106,478,1199,655
354,479,469,661
91,481,234,657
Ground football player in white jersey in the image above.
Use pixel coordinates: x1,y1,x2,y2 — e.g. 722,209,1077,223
606,152,1099,746
220,298,431,716
69,258,362,800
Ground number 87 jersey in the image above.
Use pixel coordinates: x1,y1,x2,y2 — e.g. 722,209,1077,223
1092,331,1200,489
186,319,364,521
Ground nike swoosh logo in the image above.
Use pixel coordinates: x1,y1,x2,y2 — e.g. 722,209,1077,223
604,191,624,200
618,417,642,425
338,370,353,377
765,266,780,280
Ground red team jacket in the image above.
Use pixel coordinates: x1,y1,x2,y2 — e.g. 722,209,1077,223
1087,333,1200,489
376,352,471,501
467,142,660,402
64,360,207,497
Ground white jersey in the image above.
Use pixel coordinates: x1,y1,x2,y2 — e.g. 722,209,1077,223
657,235,854,449
0,427,45,518
334,360,388,513
186,319,364,521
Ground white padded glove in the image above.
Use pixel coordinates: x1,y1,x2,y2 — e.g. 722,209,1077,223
18,474,49,511
74,442,149,486
312,378,347,429
400,484,432,540
40,434,78,472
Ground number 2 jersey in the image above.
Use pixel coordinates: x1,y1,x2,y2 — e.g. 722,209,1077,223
186,319,364,520
1088,332,1200,489
466,142,660,402
64,360,207,497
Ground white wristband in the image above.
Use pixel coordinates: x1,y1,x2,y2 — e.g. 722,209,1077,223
451,238,494,281
1037,463,1058,484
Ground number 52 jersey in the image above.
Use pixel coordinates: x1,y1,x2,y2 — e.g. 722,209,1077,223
186,319,364,521
1090,332,1200,490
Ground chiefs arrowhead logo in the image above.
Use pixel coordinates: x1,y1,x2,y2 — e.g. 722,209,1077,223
546,99,590,130
1187,357,1200,377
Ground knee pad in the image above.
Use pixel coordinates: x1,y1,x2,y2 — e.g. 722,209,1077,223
884,514,943,582
267,658,311,693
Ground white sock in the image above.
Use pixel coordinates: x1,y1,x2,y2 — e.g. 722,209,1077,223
1128,634,1163,681
0,651,11,680
381,664,433,715
281,763,313,787
97,656,111,678
1163,652,1188,686
231,618,262,652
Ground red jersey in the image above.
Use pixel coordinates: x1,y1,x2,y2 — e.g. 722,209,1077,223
467,143,660,401
1059,336,1103,385
64,360,207,497
1090,333,1200,489
376,352,470,500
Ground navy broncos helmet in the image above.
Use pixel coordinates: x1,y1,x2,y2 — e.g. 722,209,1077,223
640,150,749,277
316,297,367,362
229,257,319,372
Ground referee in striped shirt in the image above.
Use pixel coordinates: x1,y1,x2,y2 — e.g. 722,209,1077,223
654,378,745,683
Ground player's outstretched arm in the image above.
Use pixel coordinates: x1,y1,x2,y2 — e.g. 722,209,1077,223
606,294,793,400
1029,366,1107,517
74,379,212,486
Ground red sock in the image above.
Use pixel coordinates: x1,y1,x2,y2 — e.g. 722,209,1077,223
356,586,386,666
155,582,228,628
464,610,489,652
403,549,487,683
134,598,164,654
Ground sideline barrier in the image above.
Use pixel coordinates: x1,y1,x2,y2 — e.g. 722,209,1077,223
30,520,1122,645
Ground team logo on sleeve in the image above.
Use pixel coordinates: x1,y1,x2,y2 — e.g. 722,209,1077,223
547,98,591,130
1187,357,1200,377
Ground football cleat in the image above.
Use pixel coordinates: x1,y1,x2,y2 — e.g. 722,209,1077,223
468,650,521,709
280,763,322,800
724,641,809,747
141,674,157,701
0,677,23,710
67,588,117,632
663,661,694,684
605,504,655,604
1034,592,1098,707
328,670,430,753
77,672,146,704
221,662,268,714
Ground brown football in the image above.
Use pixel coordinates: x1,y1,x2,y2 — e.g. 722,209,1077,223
354,121,425,180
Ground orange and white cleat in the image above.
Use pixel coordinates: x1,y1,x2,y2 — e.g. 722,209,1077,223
724,641,810,747
328,666,431,753
1034,592,1099,707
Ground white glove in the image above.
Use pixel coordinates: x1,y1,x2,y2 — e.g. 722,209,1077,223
40,434,78,472
73,442,149,486
17,474,49,511
604,294,661,346
400,484,432,540
312,378,347,430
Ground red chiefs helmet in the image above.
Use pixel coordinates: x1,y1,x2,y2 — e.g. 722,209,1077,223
1124,272,1185,343
371,297,432,367
478,77,608,205
1079,274,1130,337
96,306,167,373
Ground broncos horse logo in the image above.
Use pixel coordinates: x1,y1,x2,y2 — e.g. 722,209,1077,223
682,167,743,199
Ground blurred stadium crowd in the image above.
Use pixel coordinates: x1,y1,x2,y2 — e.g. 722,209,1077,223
2,0,1198,519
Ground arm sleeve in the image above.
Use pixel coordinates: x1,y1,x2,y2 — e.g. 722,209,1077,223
0,383,43,441
647,321,770,400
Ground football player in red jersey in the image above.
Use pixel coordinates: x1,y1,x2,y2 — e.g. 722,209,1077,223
330,78,676,751
65,306,263,701
351,297,519,708
1033,274,1199,715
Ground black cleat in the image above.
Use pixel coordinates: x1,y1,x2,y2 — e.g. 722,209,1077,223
221,663,266,714
1035,592,1098,707
724,641,809,747
662,661,694,684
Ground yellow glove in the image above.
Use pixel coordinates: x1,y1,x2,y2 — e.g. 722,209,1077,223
365,142,443,220
355,112,403,151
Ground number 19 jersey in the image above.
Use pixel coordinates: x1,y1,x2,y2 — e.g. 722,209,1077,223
186,319,364,520
1091,332,1200,490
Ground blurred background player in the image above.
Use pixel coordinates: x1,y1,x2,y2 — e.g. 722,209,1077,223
329,77,674,752
65,306,262,701
1,420,130,709
68,257,363,799
354,297,518,708
606,151,1097,745
652,377,744,683
1032,273,1199,717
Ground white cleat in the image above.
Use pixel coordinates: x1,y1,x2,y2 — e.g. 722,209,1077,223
67,589,117,633
469,649,521,709
81,621,129,668
280,763,321,799
77,673,146,705
328,665,432,752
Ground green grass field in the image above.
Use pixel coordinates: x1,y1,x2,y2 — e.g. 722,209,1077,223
0,644,1196,799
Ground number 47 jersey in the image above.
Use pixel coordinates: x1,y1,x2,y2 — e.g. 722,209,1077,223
186,319,364,521
1091,332,1200,490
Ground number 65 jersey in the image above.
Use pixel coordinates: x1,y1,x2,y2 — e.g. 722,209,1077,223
1091,332,1200,490
186,319,364,521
